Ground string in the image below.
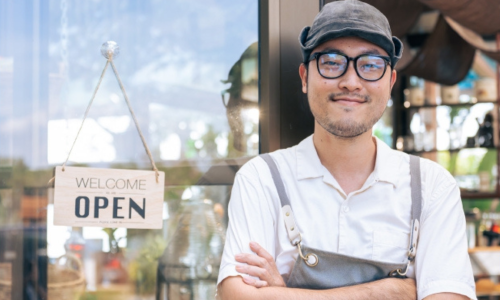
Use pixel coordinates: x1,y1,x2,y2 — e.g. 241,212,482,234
109,59,159,183
48,60,110,185
49,52,160,185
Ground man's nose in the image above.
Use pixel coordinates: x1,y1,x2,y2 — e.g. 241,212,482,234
338,63,363,92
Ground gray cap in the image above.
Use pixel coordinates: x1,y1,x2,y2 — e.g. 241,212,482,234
299,0,403,67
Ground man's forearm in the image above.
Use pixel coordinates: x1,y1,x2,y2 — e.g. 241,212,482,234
219,277,416,300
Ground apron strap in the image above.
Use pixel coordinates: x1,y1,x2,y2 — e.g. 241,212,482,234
394,155,422,277
261,154,302,245
408,155,422,262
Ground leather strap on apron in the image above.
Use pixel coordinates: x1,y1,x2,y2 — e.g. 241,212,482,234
261,154,302,246
260,153,422,287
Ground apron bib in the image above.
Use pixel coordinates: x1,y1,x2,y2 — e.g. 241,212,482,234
260,154,422,289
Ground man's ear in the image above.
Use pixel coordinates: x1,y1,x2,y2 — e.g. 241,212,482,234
390,69,397,89
299,63,308,94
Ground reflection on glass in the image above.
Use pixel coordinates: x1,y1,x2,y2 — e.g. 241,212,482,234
0,0,257,299
44,1,259,166
158,187,225,300
222,42,259,155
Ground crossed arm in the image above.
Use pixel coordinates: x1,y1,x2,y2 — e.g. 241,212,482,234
219,275,417,300
218,242,469,300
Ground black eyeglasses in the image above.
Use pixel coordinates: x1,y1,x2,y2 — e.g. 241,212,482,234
306,52,391,82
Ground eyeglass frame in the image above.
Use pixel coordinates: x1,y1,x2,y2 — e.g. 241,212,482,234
305,52,392,82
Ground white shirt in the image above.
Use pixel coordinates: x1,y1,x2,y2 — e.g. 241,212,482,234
218,135,476,300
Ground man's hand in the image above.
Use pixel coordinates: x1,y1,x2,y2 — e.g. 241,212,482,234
234,241,286,288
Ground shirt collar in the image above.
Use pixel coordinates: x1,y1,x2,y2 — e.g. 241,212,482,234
296,135,324,180
296,135,403,187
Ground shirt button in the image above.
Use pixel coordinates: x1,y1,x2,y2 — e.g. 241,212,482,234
343,206,350,212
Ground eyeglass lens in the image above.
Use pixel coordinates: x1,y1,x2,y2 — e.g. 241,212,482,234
318,53,387,81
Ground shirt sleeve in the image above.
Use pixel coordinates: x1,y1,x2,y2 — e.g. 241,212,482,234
416,168,477,300
217,164,278,286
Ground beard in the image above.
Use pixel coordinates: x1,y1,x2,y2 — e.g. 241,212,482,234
309,92,386,139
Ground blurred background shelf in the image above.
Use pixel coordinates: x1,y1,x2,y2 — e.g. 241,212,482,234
477,291,500,298
461,192,500,200
407,146,497,154
404,100,497,109
469,246,500,253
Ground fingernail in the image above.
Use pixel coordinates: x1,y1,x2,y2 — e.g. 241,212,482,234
235,254,242,260
249,241,258,247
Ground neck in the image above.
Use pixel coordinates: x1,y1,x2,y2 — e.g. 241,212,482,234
312,121,377,195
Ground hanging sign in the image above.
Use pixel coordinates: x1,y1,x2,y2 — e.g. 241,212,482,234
53,166,164,229
51,41,165,229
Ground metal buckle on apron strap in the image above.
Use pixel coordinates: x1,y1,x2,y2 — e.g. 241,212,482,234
282,205,319,267
389,259,411,277
260,154,320,268
296,241,319,267
388,250,413,277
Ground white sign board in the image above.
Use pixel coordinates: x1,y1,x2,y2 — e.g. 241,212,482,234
53,166,165,229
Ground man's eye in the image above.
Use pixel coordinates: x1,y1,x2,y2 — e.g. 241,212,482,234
322,61,342,66
360,64,382,71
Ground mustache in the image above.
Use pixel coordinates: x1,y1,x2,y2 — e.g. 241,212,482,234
328,92,371,102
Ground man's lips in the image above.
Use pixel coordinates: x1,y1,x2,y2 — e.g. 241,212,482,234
331,97,366,105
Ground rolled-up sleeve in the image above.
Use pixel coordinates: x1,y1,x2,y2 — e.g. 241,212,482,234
416,169,476,300
217,164,277,286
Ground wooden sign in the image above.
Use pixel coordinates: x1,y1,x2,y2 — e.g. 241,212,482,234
53,166,165,229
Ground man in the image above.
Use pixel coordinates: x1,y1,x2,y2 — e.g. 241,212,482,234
217,1,476,299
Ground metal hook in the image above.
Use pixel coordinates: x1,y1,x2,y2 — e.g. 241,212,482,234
389,260,410,277
296,242,319,267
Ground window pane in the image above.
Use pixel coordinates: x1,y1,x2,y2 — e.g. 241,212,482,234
0,0,258,298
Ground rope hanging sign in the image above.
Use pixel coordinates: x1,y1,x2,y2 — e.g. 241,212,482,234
51,41,165,229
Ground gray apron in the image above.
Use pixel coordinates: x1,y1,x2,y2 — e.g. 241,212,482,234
260,154,422,289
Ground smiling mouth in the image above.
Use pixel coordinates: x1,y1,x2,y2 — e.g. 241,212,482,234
332,98,367,105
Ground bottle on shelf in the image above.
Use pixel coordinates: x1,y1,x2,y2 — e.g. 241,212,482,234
476,113,494,148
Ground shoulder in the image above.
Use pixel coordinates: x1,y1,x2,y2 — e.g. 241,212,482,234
236,145,298,180
392,147,456,194
411,156,462,220
387,146,454,183
228,147,298,221
385,145,458,207
418,156,457,196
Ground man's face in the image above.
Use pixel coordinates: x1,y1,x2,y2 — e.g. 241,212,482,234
299,36,397,139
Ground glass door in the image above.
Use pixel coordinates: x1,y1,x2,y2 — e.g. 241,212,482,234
0,0,258,299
